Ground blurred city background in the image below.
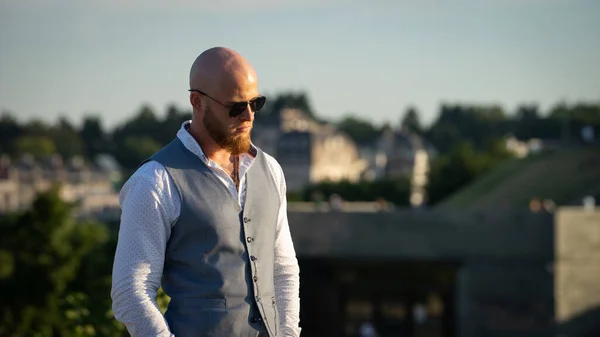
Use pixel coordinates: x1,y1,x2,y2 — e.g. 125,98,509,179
1,1,599,336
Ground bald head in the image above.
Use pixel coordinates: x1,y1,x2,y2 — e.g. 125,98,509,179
187,47,260,157
189,47,258,102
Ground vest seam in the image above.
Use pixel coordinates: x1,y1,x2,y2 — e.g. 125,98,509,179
158,160,183,229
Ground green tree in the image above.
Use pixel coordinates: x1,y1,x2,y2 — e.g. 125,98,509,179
255,91,317,125
425,104,510,153
158,104,191,145
13,135,56,158
0,186,125,337
426,139,513,205
399,106,423,135
111,105,165,171
303,177,411,206
114,136,162,175
336,115,381,146
52,117,84,159
80,115,108,160
0,112,23,155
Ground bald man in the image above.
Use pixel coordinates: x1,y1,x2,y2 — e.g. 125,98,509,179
111,47,301,337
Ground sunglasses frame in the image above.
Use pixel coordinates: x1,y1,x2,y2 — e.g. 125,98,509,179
189,89,266,118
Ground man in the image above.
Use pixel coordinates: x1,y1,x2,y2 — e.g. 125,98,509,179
111,47,301,337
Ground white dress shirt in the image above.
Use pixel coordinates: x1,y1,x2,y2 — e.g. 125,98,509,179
111,120,301,336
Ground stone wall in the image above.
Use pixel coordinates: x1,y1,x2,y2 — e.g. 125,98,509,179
554,207,600,336
288,207,600,336
288,210,554,261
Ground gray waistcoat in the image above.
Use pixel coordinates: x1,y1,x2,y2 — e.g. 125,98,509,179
145,138,281,337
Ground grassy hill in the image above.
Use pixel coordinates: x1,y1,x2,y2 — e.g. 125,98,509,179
437,146,600,211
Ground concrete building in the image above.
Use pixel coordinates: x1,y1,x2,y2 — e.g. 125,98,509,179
288,206,600,337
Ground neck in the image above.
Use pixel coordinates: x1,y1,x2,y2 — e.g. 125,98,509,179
188,122,234,165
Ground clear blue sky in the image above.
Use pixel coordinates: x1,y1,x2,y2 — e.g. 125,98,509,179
1,0,598,129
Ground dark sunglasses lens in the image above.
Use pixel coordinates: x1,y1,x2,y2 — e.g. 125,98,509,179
252,96,266,112
229,103,247,117
228,96,267,117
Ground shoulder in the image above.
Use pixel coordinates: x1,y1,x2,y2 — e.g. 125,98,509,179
119,160,176,203
118,160,181,229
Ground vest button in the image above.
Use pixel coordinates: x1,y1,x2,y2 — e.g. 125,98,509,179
253,276,258,282
247,237,254,243
243,217,251,223
251,255,257,261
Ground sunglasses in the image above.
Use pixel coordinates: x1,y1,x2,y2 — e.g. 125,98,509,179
189,89,266,118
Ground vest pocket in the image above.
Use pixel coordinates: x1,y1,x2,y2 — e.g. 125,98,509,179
167,298,232,337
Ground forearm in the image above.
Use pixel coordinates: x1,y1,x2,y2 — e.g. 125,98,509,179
273,206,301,336
274,255,301,337
111,260,173,337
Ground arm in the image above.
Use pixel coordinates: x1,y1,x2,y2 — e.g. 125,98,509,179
268,157,301,336
110,161,178,337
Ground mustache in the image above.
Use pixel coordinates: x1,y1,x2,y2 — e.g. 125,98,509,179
234,123,252,129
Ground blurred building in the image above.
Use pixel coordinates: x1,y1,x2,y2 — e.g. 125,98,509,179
360,128,438,208
289,206,600,337
252,108,438,200
253,108,367,192
504,135,544,158
502,134,592,159
0,153,121,218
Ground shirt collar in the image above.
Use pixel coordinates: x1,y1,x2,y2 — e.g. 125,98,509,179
176,120,257,165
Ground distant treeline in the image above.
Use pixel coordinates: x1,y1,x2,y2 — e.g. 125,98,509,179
1,92,599,205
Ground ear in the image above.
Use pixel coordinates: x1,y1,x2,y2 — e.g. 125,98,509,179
190,92,203,111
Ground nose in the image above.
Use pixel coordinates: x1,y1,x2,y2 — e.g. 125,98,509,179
238,103,255,122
